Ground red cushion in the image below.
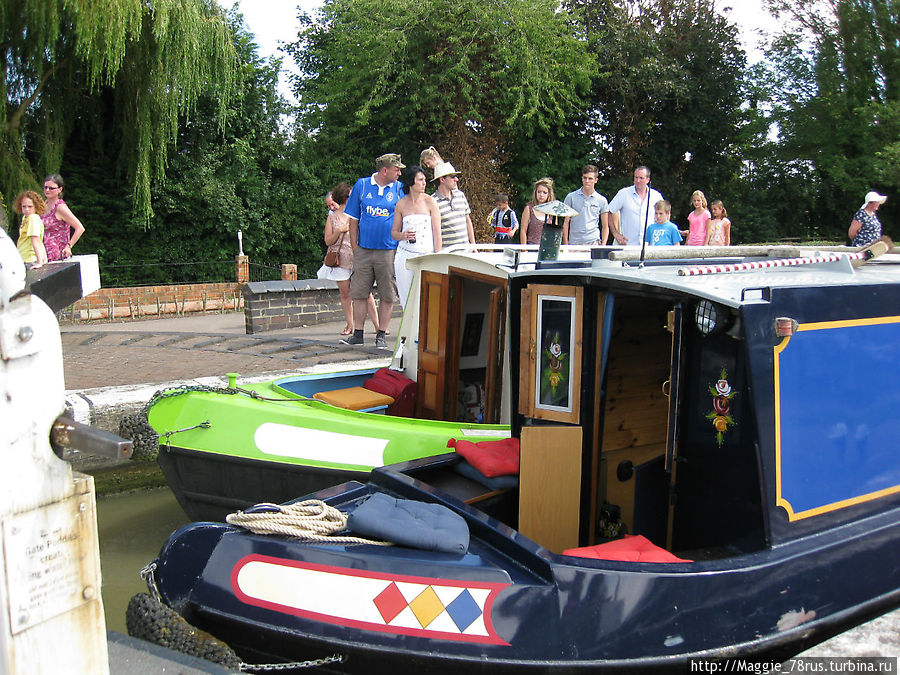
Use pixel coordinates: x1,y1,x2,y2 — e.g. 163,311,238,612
447,438,519,477
563,535,691,563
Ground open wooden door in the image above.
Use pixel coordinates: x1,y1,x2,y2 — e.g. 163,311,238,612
416,270,451,419
482,286,506,424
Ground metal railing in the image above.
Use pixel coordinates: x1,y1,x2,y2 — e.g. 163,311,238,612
100,260,235,288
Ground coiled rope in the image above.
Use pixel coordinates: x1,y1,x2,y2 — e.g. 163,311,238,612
226,500,392,546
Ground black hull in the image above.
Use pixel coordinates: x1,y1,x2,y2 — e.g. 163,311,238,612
157,445,368,521
186,590,900,674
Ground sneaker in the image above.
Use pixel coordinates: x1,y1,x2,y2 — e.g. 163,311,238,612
375,334,387,349
340,333,365,346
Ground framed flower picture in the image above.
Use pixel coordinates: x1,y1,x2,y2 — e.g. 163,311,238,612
518,284,583,423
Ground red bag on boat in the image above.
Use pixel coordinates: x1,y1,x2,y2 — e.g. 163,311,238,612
447,437,519,477
363,368,417,417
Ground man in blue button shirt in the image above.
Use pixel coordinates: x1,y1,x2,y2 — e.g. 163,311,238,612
342,153,405,348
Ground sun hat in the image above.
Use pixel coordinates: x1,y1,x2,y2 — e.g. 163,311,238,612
432,162,460,181
861,191,887,209
533,199,579,217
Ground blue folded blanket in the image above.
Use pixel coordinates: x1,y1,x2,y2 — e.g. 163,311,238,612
454,459,519,490
348,492,469,554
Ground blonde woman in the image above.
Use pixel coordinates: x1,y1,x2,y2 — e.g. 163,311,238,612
682,190,711,246
520,177,555,245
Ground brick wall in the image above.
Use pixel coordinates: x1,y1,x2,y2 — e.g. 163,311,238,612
67,277,398,332
68,282,243,321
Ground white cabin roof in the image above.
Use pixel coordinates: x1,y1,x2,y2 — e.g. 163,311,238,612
508,246,900,308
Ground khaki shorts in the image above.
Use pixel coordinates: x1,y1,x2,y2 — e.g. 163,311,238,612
349,247,398,304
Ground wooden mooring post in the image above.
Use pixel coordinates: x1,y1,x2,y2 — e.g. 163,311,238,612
0,232,111,672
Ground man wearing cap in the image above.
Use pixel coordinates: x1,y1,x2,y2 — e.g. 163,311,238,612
432,162,475,248
342,153,406,348
607,165,664,247
562,164,609,246
849,191,888,247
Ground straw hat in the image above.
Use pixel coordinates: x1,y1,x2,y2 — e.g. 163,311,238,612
432,162,460,181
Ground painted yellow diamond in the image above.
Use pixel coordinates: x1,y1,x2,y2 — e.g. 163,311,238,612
408,586,445,628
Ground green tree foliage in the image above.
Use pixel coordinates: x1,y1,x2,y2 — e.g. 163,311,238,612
1,0,236,223
758,0,899,240
566,0,750,232
287,0,592,231
60,9,324,285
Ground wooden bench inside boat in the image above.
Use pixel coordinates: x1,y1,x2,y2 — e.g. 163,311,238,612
312,386,395,413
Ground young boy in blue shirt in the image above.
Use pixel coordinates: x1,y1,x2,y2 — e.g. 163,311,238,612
645,199,683,246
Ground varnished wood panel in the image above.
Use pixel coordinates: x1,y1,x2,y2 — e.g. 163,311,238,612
518,425,583,553
416,271,450,419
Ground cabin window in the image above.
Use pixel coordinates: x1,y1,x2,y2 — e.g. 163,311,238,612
518,285,583,424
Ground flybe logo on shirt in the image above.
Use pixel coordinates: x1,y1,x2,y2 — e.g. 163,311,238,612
366,205,390,218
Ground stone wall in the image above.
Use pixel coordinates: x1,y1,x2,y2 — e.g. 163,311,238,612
242,279,345,334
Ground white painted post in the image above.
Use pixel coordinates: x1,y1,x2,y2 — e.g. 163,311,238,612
0,230,109,672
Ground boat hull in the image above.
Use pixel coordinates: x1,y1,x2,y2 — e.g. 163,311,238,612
149,471,900,672
148,373,509,521
157,444,370,522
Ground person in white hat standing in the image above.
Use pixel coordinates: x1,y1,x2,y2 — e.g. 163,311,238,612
849,191,888,247
432,162,475,248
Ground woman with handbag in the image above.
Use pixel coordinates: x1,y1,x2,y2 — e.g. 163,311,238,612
318,183,379,335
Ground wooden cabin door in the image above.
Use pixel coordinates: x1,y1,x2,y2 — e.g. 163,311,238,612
416,270,452,419
483,286,506,424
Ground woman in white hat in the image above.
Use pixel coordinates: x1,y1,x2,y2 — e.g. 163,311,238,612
849,191,887,247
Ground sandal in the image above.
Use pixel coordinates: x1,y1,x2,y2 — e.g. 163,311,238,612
340,326,353,335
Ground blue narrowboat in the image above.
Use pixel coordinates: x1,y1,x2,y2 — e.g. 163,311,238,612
144,245,900,671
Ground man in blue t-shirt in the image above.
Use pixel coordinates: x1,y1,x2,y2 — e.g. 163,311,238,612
644,199,683,246
342,153,406,348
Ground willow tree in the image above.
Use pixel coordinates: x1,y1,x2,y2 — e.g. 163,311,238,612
1,0,236,223
288,0,591,233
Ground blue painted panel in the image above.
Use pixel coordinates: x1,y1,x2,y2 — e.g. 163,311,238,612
777,321,900,517
274,369,379,397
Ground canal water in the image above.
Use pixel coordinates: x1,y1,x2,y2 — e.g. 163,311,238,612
96,487,190,634
94,489,900,657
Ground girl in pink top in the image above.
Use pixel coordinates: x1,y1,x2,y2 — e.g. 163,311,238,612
705,200,731,246
682,190,711,246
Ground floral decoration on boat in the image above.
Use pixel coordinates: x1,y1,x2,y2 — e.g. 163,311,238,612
540,332,568,405
706,368,737,446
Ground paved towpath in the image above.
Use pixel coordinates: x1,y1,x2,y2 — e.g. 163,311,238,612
61,311,399,390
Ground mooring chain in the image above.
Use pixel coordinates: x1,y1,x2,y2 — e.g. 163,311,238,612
239,654,345,672
139,561,161,603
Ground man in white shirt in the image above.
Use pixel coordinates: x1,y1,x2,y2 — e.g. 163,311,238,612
607,166,664,247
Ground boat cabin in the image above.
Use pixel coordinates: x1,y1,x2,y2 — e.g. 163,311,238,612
397,246,595,424
501,247,900,558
